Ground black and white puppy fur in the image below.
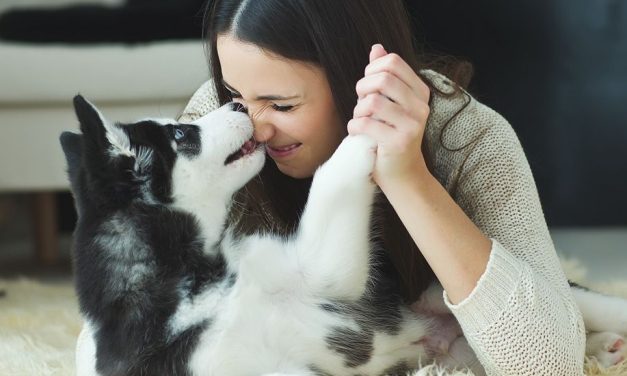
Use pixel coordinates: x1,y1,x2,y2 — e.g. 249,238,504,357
63,96,465,376
62,96,627,375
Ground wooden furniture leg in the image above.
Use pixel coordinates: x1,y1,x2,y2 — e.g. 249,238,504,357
31,192,58,265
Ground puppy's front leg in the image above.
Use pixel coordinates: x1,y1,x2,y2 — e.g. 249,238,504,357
294,135,377,300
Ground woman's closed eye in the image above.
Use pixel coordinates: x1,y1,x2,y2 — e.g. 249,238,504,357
271,104,294,112
229,91,295,113
226,87,296,112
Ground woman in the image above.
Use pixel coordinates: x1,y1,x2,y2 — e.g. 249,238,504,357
177,0,586,374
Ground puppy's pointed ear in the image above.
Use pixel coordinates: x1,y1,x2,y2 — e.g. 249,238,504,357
73,94,132,157
60,131,82,179
59,132,85,216
73,95,106,146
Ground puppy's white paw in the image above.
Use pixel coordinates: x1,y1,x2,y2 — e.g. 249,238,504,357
322,135,376,183
587,331,626,367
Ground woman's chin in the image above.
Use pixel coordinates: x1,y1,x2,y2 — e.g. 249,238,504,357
274,160,314,179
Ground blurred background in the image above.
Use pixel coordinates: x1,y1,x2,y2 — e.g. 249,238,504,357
0,0,625,283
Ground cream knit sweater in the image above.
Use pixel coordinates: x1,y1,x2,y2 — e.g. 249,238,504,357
177,70,587,375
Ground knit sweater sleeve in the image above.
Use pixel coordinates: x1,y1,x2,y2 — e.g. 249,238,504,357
436,95,586,375
177,79,220,123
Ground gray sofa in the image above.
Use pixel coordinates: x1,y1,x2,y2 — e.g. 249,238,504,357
0,39,208,263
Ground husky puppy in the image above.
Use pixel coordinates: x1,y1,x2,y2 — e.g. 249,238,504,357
62,96,627,375
61,96,458,376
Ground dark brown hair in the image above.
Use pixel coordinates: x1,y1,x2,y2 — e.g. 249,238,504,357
203,0,472,302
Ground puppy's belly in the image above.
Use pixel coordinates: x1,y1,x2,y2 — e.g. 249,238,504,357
189,246,430,375
190,286,430,376
190,286,348,375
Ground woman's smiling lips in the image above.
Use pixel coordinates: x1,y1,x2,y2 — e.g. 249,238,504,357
265,143,302,159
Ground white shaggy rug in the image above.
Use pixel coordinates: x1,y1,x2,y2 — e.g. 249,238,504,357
1,255,626,376
0,279,81,376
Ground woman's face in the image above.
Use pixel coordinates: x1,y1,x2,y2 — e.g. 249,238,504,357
217,34,345,179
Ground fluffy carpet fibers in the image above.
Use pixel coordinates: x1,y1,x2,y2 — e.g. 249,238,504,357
0,278,81,376
0,257,626,376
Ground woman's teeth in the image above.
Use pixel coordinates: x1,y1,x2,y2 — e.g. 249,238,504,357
271,144,300,151
266,143,302,158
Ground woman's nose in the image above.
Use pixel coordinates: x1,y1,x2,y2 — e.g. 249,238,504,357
252,117,275,143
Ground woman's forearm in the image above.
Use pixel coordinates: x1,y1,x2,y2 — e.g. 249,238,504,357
381,172,492,304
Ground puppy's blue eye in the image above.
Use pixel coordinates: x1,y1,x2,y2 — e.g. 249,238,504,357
174,128,185,141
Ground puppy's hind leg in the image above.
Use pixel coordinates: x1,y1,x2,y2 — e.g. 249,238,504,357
410,282,450,315
586,332,626,368
571,285,627,333
572,284,627,366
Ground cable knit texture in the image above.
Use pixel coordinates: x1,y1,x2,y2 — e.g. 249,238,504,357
177,70,586,375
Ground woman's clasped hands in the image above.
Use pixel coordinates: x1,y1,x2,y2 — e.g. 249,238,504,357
348,44,432,192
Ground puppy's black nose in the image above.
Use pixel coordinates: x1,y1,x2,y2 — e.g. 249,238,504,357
231,102,248,114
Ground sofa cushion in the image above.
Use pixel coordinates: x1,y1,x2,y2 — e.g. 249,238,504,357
0,40,208,104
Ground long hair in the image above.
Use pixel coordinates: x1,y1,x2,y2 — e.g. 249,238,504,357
202,0,471,302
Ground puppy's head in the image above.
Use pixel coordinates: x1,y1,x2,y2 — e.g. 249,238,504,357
60,96,264,214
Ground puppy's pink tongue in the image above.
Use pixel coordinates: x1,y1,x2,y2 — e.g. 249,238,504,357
241,139,257,154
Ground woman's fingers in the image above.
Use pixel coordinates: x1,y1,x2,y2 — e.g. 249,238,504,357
354,88,430,132
365,49,430,103
347,115,396,142
356,71,416,110
353,93,406,127
369,44,388,64
357,45,431,127
348,114,422,158
349,45,431,186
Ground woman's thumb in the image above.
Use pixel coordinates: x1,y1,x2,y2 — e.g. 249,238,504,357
370,44,388,63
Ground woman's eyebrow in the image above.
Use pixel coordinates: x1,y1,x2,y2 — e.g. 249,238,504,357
222,79,300,101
